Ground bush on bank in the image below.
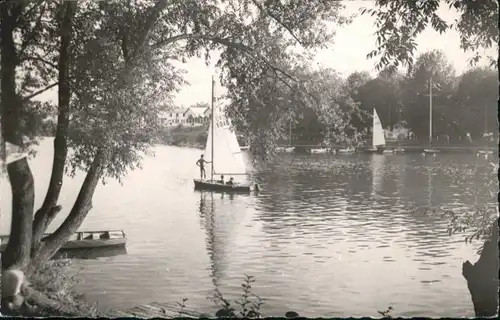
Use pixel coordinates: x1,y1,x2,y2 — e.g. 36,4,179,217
155,125,207,149
0,258,98,317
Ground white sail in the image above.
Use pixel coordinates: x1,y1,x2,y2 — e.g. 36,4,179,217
372,108,386,147
203,103,247,178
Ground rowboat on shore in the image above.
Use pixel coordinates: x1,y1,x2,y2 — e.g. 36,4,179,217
0,230,127,253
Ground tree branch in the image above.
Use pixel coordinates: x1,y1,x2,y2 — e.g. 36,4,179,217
28,149,106,276
32,0,77,252
129,0,168,60
250,0,304,45
20,56,58,70
151,33,297,82
20,82,58,102
17,3,46,60
20,0,45,20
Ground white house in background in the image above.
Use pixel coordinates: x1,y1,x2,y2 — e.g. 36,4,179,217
159,106,212,127
159,108,189,126
184,106,211,126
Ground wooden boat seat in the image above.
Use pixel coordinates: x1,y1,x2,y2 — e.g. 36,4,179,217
99,233,110,239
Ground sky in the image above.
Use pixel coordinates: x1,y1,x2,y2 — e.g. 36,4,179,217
39,0,495,108
173,0,494,108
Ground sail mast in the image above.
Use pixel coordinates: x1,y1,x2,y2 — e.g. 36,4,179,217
288,119,291,146
211,76,215,181
429,76,433,149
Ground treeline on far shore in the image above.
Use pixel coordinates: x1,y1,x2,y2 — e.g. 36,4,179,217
154,124,207,149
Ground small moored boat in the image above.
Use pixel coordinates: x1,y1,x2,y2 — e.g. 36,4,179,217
423,148,439,154
0,230,127,253
309,147,329,154
276,146,295,153
338,146,356,154
193,179,258,192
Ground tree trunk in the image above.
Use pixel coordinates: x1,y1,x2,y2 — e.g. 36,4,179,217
32,0,77,253
462,224,499,317
1,1,35,271
27,150,106,276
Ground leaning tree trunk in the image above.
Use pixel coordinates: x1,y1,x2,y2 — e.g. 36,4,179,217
0,1,34,272
27,150,106,276
462,222,499,317
31,0,77,254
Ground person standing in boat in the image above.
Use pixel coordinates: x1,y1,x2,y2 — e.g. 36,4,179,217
218,175,225,184
196,155,211,180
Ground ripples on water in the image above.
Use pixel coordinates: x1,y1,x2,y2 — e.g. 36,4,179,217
0,140,493,317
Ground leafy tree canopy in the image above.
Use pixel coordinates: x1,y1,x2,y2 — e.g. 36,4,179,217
363,0,499,72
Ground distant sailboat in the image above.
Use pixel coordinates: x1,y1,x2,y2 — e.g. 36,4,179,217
276,119,295,153
193,77,259,193
366,108,392,154
476,103,493,158
423,77,439,155
394,106,405,154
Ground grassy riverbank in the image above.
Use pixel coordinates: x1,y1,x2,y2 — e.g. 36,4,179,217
155,125,208,149
1,259,98,317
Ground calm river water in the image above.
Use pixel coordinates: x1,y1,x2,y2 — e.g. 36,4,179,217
0,138,493,317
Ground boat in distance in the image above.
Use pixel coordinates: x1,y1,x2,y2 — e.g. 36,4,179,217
193,179,259,192
0,230,127,253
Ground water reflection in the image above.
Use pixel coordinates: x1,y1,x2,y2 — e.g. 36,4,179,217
370,154,386,198
198,191,245,293
1,141,485,317
198,192,221,288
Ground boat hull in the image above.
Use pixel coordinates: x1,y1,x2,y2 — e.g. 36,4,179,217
423,148,440,154
477,150,493,154
276,147,295,153
193,179,254,192
309,148,329,154
364,145,393,154
0,230,127,254
338,148,356,154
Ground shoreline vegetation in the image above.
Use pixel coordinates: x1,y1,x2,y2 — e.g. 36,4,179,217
151,124,496,153
155,125,207,150
0,0,496,318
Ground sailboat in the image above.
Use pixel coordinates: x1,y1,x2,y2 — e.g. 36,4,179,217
193,77,259,193
366,108,392,154
394,106,405,153
276,119,295,153
423,77,439,155
477,103,493,158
